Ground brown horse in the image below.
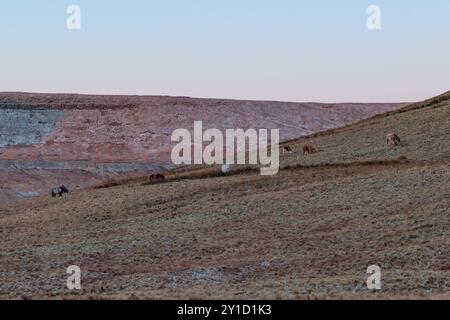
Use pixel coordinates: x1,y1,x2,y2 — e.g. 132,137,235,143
386,133,401,146
149,174,166,182
303,143,316,155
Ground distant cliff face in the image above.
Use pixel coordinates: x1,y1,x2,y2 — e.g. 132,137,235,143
0,93,407,202
0,108,63,148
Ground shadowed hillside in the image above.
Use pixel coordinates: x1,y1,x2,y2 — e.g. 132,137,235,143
0,92,448,300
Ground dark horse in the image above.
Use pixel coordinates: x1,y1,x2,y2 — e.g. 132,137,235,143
52,185,69,197
149,174,166,182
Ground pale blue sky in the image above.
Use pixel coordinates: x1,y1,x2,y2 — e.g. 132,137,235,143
0,1,449,102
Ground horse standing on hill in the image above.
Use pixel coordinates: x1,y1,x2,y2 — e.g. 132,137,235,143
282,146,294,155
51,185,69,197
303,143,317,155
386,133,401,146
149,174,166,182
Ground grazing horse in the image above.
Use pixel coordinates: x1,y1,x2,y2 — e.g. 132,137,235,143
149,174,166,182
282,146,294,155
303,143,316,155
386,133,401,146
51,185,69,197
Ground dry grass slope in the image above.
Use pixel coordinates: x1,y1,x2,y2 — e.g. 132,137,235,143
0,92,449,300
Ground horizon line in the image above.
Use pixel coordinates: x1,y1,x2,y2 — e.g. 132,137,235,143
0,90,417,105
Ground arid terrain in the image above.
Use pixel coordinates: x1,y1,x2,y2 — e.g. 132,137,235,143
0,92,405,202
0,91,449,300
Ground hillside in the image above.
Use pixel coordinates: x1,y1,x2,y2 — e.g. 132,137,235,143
0,92,449,299
0,92,405,202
